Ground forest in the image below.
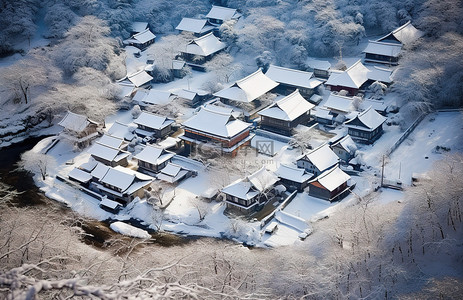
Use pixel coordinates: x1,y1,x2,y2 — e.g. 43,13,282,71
0,0,462,298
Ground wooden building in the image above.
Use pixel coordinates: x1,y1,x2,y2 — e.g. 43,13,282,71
275,164,313,192
258,90,315,136
296,144,339,176
181,33,226,67
325,60,370,96
123,29,156,50
330,135,357,163
308,166,351,202
363,41,402,65
87,142,130,167
221,167,278,213
134,145,175,174
344,107,386,144
180,106,253,157
58,111,99,148
133,111,174,139
205,5,241,25
306,59,331,79
265,65,323,98
175,18,216,36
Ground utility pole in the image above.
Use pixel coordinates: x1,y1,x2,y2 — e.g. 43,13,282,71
381,155,385,187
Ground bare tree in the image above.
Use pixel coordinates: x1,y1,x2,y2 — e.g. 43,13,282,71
17,151,57,181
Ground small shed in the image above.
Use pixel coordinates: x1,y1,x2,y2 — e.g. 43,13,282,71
377,21,424,45
123,29,156,50
323,94,355,116
156,163,192,184
176,89,209,107
171,60,188,78
275,164,313,191
313,108,334,126
133,89,173,106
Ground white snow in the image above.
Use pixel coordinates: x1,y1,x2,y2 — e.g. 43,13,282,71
110,221,151,239
258,90,315,121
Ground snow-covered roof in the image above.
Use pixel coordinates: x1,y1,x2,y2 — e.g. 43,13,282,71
107,122,135,141
344,106,386,131
298,144,339,172
131,22,148,33
310,166,350,192
323,94,354,114
378,21,424,45
127,71,153,87
221,180,258,200
258,90,315,121
310,94,323,104
100,168,136,192
91,163,110,180
131,29,156,44
172,60,186,70
247,167,279,192
176,89,197,100
98,134,125,149
366,66,394,84
265,65,322,90
68,168,92,183
360,99,388,112
363,40,402,57
134,145,174,166
313,108,332,120
156,136,180,149
58,111,97,133
100,197,121,209
184,32,226,57
325,60,369,89
213,69,279,103
118,83,135,98
306,59,331,71
133,89,172,105
175,18,215,34
206,5,241,21
87,142,130,163
134,111,174,130
331,135,357,153
275,164,313,183
182,106,251,138
157,163,189,183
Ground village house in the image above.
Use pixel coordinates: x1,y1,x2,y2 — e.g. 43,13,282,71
308,166,352,202
107,121,136,142
265,65,323,98
309,94,323,105
134,145,175,173
325,60,370,95
258,90,315,136
297,144,339,176
377,21,424,45
329,135,357,163
132,89,173,106
97,134,128,150
130,21,149,35
180,106,253,157
175,89,210,107
171,60,189,78
363,41,402,65
156,162,195,184
344,106,386,144
323,93,355,117
123,28,156,50
275,164,313,192
313,108,334,126
175,18,215,36
58,111,99,148
125,70,153,88
214,69,279,105
360,99,388,116
92,166,154,204
221,167,279,213
366,65,394,85
180,33,226,68
306,59,331,79
87,142,130,167
133,111,175,139
205,5,241,25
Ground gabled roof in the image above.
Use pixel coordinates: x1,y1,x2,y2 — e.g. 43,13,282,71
98,134,125,149
213,69,279,103
175,18,215,34
182,106,251,138
134,145,175,166
309,166,350,192
91,163,110,180
133,89,172,105
127,71,153,87
366,66,394,84
133,111,174,130
258,90,315,121
172,60,186,70
265,65,322,90
331,135,357,153
325,60,369,89
131,29,156,44
363,40,402,57
107,121,135,141
157,163,190,183
306,59,331,71
87,142,130,163
206,5,241,21
58,111,97,133
100,168,136,192
360,99,388,112
131,22,148,33
184,32,226,56
298,144,339,172
378,21,424,45
313,107,333,120
344,106,386,131
275,164,313,183
323,94,354,114
221,167,277,200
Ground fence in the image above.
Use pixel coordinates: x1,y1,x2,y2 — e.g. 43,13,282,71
254,129,292,144
260,190,298,229
386,113,427,156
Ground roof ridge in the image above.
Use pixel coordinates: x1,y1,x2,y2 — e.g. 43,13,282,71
392,20,411,34
236,69,264,85
268,64,312,75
